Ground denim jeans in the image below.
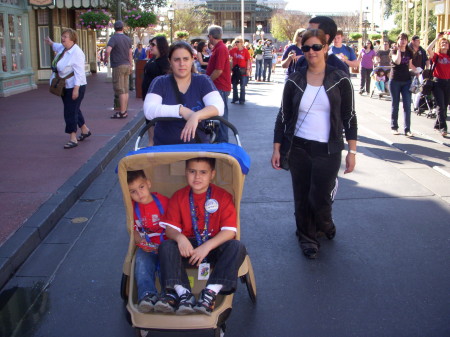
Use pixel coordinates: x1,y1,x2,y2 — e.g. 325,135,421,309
135,248,159,301
255,58,263,80
288,137,341,251
263,58,272,81
389,79,412,132
375,81,385,92
216,90,230,143
232,75,248,103
360,67,372,93
62,85,86,134
159,239,246,294
432,78,450,132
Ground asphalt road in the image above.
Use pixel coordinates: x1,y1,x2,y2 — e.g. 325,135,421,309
2,70,450,337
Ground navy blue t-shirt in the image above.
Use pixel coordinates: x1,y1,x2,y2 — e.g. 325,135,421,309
294,53,350,78
149,73,218,145
282,45,303,77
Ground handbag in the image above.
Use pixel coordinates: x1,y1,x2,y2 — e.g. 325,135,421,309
49,72,74,96
279,85,324,171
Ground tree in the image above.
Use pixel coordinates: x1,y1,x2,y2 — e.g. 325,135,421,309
334,13,361,37
383,0,436,42
270,10,311,42
171,6,214,38
104,0,167,19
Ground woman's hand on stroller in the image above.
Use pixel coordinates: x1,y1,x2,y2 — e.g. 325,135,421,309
180,109,200,142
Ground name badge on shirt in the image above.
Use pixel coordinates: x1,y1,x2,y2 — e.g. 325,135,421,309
198,262,211,280
205,199,219,213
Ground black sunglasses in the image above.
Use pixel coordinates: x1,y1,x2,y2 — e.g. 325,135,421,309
301,44,324,52
150,42,156,47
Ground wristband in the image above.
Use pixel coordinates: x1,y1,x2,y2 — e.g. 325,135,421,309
348,150,357,155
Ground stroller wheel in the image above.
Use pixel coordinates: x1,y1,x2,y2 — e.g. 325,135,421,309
135,328,148,337
120,273,129,302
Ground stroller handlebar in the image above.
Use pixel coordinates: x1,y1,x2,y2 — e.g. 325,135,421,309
135,116,241,151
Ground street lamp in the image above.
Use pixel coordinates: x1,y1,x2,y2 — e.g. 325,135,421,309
159,16,165,32
167,6,174,44
256,24,263,41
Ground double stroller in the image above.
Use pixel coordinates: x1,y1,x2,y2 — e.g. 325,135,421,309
411,69,436,118
118,117,256,336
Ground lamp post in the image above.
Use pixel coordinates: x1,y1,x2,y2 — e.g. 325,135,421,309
256,24,264,41
167,6,174,44
159,16,165,32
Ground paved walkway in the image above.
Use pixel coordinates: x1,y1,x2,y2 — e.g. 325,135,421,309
0,71,145,286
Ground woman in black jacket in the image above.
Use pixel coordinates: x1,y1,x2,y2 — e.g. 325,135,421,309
271,29,358,259
141,36,170,145
141,36,170,100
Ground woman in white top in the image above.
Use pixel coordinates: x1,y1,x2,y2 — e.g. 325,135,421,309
272,29,357,259
45,29,91,149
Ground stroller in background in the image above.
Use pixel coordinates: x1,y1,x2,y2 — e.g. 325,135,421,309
370,66,391,99
412,69,436,118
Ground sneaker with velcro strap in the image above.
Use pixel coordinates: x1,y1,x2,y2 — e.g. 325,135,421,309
176,291,196,315
138,293,158,313
154,290,178,313
194,288,217,316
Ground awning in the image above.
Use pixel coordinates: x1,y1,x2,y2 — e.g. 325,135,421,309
32,0,107,9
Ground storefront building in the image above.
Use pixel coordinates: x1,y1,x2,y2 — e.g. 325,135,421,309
0,0,104,97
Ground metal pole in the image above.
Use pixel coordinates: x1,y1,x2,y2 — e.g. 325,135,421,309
117,0,122,21
405,0,410,33
421,0,425,40
170,20,173,44
425,0,429,45
241,0,244,39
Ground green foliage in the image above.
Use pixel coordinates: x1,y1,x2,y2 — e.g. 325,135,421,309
349,33,363,40
155,32,168,38
124,9,157,28
370,33,382,40
103,0,166,19
384,0,436,41
171,6,213,37
79,10,111,29
387,27,402,42
175,30,189,39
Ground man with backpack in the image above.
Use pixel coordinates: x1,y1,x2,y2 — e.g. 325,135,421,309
331,30,359,71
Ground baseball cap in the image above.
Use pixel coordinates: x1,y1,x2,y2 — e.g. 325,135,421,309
114,20,124,30
411,35,420,41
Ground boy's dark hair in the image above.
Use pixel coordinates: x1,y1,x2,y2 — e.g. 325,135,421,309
186,157,216,170
127,170,146,184
309,16,337,45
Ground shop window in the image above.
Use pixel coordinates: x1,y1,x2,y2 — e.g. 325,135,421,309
38,26,51,68
17,16,25,70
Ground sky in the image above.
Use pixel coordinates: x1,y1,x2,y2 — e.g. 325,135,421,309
284,0,396,30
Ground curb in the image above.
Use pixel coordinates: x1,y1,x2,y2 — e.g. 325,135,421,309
0,114,145,289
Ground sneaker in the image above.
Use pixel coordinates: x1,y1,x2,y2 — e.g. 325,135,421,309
154,290,178,313
442,130,448,137
176,292,196,315
391,129,400,135
194,288,217,316
405,131,413,137
138,293,158,313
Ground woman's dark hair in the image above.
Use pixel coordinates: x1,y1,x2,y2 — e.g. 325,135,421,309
197,41,206,53
365,40,374,50
168,41,194,60
151,35,169,57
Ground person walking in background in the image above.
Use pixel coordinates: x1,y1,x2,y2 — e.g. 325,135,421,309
206,25,231,143
262,40,273,81
427,32,450,137
105,20,133,119
230,37,251,104
45,29,91,149
271,49,278,73
331,30,359,71
245,42,254,79
196,41,210,74
271,29,357,260
133,43,147,61
390,32,416,137
409,35,429,113
253,39,264,81
357,40,376,95
281,29,305,82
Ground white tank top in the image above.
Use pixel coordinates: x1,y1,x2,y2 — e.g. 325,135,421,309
295,84,330,143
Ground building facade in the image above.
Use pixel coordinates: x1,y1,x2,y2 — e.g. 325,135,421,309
0,0,103,97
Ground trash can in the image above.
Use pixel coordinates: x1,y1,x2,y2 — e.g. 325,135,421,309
135,59,147,99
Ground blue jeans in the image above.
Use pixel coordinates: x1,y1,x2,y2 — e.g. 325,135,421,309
375,81,385,92
216,90,230,143
263,58,272,81
255,58,263,80
232,75,248,103
159,239,246,294
389,79,412,132
135,248,159,302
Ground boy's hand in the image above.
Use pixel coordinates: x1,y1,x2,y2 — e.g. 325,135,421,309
177,235,194,258
189,244,211,266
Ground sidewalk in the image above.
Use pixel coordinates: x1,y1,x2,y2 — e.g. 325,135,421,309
0,71,145,287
